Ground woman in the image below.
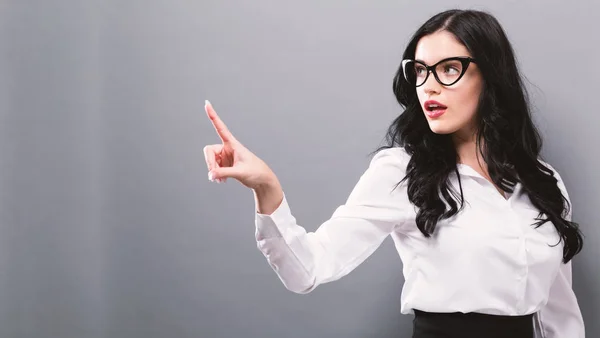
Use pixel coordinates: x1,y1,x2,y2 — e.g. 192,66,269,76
203,9,585,338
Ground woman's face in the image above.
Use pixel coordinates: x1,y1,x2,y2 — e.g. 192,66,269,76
414,30,483,139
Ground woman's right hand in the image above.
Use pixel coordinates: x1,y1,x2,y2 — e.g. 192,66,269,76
203,100,278,190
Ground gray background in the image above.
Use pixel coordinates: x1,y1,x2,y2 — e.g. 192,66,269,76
0,1,598,337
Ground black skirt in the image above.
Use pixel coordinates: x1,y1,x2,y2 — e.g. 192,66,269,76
412,309,535,338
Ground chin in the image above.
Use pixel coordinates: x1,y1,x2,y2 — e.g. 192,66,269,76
427,121,458,135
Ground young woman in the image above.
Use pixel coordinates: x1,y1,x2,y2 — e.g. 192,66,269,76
203,9,585,338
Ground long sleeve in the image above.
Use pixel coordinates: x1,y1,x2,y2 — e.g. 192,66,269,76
535,163,585,337
254,148,411,294
535,260,585,337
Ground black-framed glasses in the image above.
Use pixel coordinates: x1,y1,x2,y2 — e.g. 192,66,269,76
401,56,477,87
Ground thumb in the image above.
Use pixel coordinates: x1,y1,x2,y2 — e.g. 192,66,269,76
209,166,242,181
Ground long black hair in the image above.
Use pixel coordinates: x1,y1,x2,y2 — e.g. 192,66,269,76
379,9,583,263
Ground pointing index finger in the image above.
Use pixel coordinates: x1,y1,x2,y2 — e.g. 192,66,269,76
205,100,235,143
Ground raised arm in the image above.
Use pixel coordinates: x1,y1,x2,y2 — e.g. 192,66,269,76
203,100,411,294
254,148,411,293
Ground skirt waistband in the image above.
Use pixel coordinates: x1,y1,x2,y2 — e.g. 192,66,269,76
412,309,535,338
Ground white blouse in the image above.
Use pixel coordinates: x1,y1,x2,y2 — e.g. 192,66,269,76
254,147,585,338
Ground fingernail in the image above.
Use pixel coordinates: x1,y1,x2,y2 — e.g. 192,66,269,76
205,99,211,107
208,171,214,181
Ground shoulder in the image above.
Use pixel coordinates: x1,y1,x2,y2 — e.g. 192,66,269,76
344,146,412,210
370,146,411,168
537,158,572,213
537,158,567,186
358,147,411,191
350,146,410,190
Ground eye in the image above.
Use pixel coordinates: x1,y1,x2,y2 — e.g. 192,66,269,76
415,65,427,75
443,65,460,74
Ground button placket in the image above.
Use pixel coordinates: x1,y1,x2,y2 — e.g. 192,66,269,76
513,211,529,313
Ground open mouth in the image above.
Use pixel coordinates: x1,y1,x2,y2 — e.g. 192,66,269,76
423,100,447,118
424,101,448,112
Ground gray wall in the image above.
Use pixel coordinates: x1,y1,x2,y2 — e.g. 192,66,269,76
0,1,597,337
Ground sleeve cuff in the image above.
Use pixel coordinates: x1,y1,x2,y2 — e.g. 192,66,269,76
255,193,294,240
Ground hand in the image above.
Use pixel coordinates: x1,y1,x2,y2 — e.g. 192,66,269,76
203,100,278,189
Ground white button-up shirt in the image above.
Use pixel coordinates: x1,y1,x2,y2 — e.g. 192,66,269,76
254,147,585,338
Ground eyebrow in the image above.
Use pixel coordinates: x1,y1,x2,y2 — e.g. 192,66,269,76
415,57,450,63
414,58,442,65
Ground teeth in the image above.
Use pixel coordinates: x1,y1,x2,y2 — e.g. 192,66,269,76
427,104,445,110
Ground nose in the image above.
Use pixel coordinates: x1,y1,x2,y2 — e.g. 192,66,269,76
422,70,441,95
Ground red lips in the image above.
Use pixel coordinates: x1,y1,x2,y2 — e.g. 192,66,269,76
423,100,447,118
424,100,447,111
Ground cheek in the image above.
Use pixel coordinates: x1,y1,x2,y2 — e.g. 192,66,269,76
461,84,482,116
450,82,482,118
416,89,428,107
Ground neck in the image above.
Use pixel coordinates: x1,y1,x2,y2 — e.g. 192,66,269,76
453,129,484,166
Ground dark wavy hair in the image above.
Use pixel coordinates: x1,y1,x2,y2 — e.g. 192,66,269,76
378,9,583,263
